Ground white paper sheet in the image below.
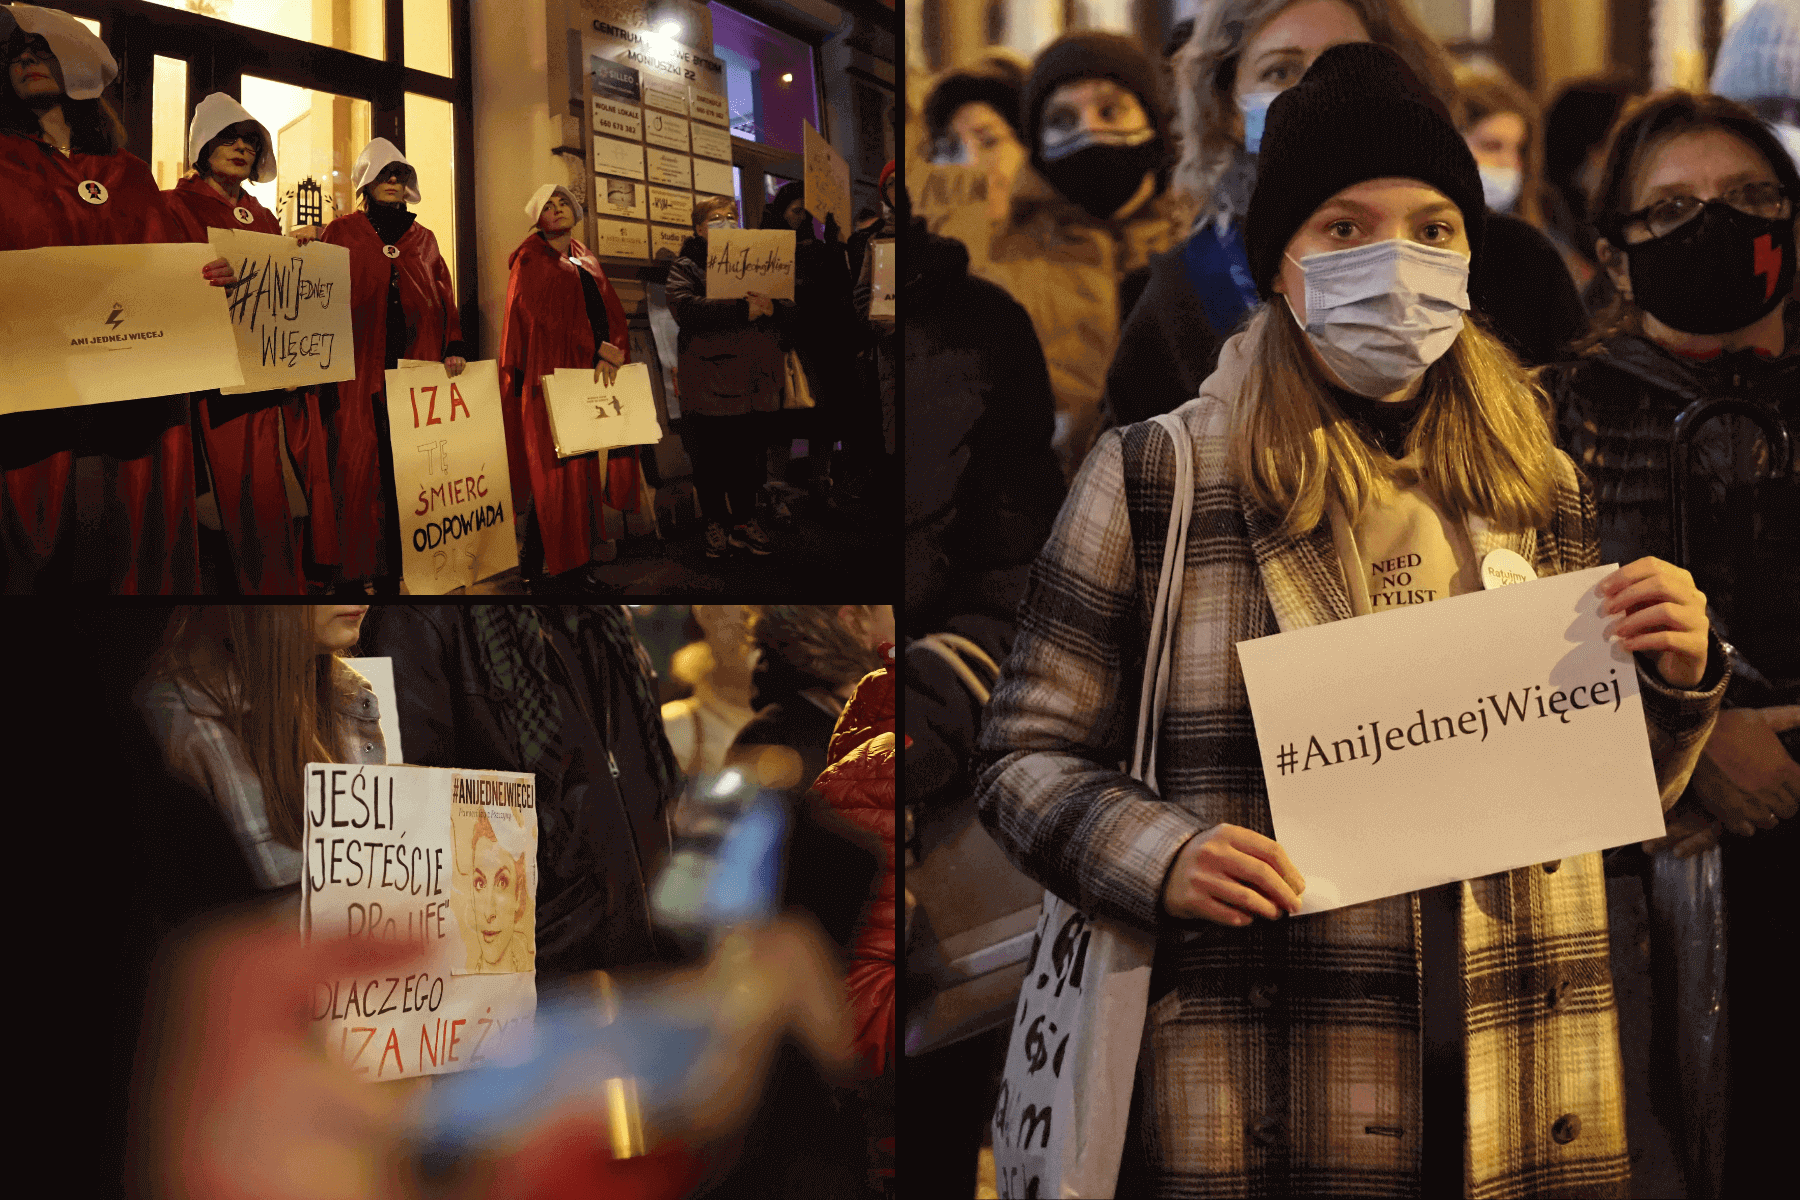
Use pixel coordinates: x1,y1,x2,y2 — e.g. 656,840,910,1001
207,228,356,394
1234,565,1666,913
542,362,664,455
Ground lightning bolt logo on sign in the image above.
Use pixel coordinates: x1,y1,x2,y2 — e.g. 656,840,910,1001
1754,232,1782,301
105,303,124,330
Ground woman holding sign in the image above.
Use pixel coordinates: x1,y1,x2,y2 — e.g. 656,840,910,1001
499,183,646,593
977,46,1726,1199
305,138,463,594
163,92,340,594
0,6,237,593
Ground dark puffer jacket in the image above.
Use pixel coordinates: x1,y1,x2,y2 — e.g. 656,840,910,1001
361,606,679,976
812,645,897,1079
1543,321,1800,702
665,234,790,416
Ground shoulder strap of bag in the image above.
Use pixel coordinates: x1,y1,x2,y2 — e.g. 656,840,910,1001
913,632,1000,705
1133,413,1195,792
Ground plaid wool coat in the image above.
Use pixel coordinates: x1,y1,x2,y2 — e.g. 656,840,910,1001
975,335,1727,1199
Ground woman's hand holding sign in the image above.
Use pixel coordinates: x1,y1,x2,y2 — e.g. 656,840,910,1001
1162,824,1306,925
201,256,236,288
1598,556,1710,689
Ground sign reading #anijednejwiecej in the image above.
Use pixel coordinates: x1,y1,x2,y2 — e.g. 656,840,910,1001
1235,564,1665,913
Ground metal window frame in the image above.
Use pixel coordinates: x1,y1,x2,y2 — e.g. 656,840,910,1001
40,0,480,355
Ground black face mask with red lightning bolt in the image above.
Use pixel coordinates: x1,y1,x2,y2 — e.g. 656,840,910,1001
1625,200,1797,335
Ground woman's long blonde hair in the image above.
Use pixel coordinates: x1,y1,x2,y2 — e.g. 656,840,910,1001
152,607,361,850
1227,303,1560,537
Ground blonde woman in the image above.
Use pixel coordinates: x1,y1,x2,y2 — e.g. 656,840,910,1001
138,606,384,891
978,46,1723,1198
451,807,534,974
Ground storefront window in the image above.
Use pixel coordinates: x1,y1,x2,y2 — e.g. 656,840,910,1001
709,3,817,155
150,55,187,191
145,0,383,61
405,91,457,281
404,0,452,76
240,75,373,228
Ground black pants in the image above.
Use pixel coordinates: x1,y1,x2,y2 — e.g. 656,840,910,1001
682,412,769,526
900,1026,1007,1198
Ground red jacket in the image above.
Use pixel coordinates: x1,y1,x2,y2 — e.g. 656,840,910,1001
498,232,643,576
164,176,341,588
0,131,198,593
812,643,897,1078
317,210,461,579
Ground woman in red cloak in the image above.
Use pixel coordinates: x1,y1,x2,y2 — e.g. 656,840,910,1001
305,137,463,594
500,183,646,592
0,6,234,593
163,91,340,593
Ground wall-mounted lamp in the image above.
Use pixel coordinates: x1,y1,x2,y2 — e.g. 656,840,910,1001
780,72,793,83
659,20,682,37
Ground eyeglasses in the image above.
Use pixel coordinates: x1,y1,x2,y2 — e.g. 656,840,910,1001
1619,181,1792,239
6,39,53,68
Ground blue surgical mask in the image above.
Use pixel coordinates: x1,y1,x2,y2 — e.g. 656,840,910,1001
1284,238,1471,398
1238,91,1281,155
1479,164,1522,212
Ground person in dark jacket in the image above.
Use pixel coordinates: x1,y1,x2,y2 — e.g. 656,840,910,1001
761,180,864,503
904,215,1066,633
1102,0,1585,432
360,604,683,982
667,196,789,559
1541,89,1800,1200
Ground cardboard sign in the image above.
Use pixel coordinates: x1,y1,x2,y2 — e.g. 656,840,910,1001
593,176,648,220
304,763,537,1080
705,228,795,300
592,134,645,181
592,218,649,260
383,359,518,596
692,156,733,199
592,95,643,140
541,363,664,455
646,148,692,189
343,657,403,763
645,110,689,151
0,242,243,413
206,228,356,395
1235,565,1665,913
803,121,853,237
870,239,895,319
690,121,730,163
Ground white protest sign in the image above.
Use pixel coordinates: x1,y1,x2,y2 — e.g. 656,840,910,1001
304,763,537,1080
870,239,895,319
803,120,853,237
1235,564,1665,914
208,228,356,395
541,363,664,455
343,657,403,764
0,242,243,413
383,359,519,596
705,228,796,301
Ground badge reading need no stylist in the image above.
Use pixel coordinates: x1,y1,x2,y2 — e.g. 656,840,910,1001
1235,565,1666,914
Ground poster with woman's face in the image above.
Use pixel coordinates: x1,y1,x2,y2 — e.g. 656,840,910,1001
449,793,537,975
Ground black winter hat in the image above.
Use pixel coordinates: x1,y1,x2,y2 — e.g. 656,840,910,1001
925,66,1026,143
1022,31,1167,173
1245,42,1485,299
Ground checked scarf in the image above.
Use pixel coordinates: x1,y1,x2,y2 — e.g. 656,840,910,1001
469,605,680,808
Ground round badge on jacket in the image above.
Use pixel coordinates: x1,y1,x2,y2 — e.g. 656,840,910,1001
1480,548,1538,589
78,180,109,205
233,205,255,225
383,244,401,259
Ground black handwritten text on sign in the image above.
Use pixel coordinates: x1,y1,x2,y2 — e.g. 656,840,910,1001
707,244,792,282
306,766,449,945
226,254,337,369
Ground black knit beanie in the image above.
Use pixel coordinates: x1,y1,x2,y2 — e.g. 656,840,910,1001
1022,31,1166,175
926,67,1026,143
1245,43,1484,299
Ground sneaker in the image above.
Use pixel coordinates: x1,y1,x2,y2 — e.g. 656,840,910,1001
730,519,773,555
703,521,729,558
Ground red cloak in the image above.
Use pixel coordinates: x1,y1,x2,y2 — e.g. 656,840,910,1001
0,130,198,594
499,232,643,577
317,210,461,580
164,175,341,590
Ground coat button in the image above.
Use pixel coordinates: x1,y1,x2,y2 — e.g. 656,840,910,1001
1248,982,1278,1008
1545,979,1569,1008
1542,860,1561,873
364,743,374,753
1250,1115,1285,1147
1551,1113,1581,1144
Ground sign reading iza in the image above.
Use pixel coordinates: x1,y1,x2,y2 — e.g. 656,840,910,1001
1236,564,1667,914
209,227,356,394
